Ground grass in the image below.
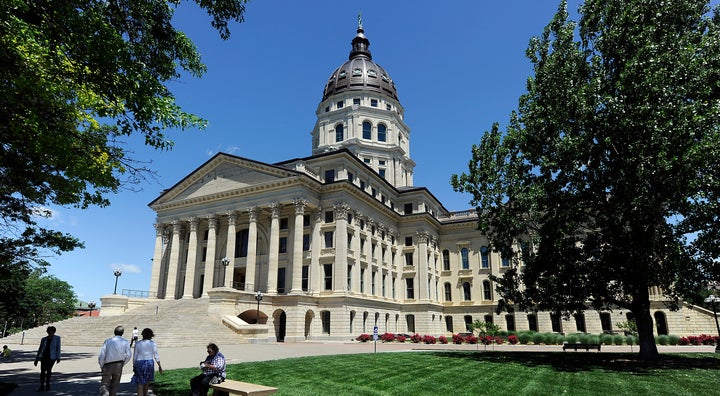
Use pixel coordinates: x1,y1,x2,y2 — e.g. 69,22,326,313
153,351,720,396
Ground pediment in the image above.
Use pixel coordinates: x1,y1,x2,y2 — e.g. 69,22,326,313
152,154,299,206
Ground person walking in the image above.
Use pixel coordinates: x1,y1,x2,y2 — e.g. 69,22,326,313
190,343,226,396
98,325,131,396
34,326,61,391
130,326,139,348
130,328,162,396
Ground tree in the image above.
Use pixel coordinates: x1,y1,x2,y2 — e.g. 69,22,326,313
0,0,248,272
20,271,77,326
452,0,720,361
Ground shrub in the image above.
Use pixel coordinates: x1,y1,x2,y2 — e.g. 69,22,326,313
497,330,509,337
532,333,547,345
668,335,680,345
410,333,423,343
423,335,436,344
452,333,464,344
396,334,406,343
625,335,637,345
356,334,371,342
656,335,669,345
613,334,625,345
494,336,504,345
518,332,533,345
565,334,579,344
507,335,519,345
600,334,614,345
380,332,395,342
439,335,448,344
577,333,591,344
465,335,478,344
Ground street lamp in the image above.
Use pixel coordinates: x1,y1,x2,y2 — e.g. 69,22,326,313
113,269,122,294
704,294,720,353
255,291,263,324
221,256,231,287
88,301,96,317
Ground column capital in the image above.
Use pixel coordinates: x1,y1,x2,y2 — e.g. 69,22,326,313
226,211,237,225
269,201,281,218
187,217,199,231
416,230,429,244
207,215,217,229
293,197,307,214
172,220,182,234
247,206,258,221
333,202,350,221
154,223,165,237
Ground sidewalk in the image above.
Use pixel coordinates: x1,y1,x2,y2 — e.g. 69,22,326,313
1,342,715,395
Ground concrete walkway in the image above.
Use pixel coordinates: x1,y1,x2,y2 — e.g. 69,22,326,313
0,342,714,395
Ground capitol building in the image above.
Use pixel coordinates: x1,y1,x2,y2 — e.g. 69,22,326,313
139,22,717,342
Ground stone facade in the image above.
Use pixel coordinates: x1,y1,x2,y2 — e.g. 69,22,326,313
144,22,719,342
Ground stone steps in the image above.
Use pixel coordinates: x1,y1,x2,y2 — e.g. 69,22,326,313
2,298,248,348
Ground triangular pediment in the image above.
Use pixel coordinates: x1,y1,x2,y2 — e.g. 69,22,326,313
150,154,300,207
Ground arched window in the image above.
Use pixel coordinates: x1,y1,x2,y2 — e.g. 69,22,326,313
442,249,450,270
481,246,489,269
335,124,344,142
362,121,372,139
461,248,469,269
482,280,492,300
444,283,452,301
462,282,471,301
378,124,387,142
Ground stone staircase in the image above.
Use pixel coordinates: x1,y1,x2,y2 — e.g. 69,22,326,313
2,298,248,348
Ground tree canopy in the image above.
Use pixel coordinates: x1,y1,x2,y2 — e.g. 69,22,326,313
452,0,720,361
0,0,247,275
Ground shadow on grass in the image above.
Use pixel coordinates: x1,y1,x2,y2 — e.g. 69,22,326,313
428,351,720,373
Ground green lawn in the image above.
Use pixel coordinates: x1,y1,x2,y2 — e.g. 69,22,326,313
153,351,720,396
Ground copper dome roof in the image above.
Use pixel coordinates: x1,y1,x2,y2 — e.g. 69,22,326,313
322,23,398,101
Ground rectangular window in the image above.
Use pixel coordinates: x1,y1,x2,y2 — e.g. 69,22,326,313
325,106,330,112
382,274,386,297
370,99,378,107
325,211,334,223
406,278,414,299
392,276,396,298
347,265,352,290
353,98,361,105
279,237,287,253
405,236,413,246
347,233,353,248
404,203,413,214
236,229,249,258
360,180,366,190
325,169,335,183
348,172,354,182
302,265,309,291
336,100,344,109
321,311,331,334
528,314,538,332
279,218,288,230
277,267,286,294
445,316,454,333
551,313,563,333
379,169,386,179
575,313,587,333
324,231,334,248
386,104,392,111
303,234,310,251
371,271,376,295
405,252,413,266
505,315,516,332
323,264,333,290
201,247,207,262
303,215,310,227
406,314,415,333
360,268,365,293
371,187,377,197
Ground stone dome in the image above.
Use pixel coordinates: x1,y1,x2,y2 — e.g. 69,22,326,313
322,23,398,101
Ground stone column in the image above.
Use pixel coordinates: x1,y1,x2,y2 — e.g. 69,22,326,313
290,198,306,294
417,230,430,301
266,202,280,294
333,203,349,292
245,207,258,292
165,221,183,300
309,210,322,293
149,223,165,298
351,213,362,293
224,211,237,288
202,216,217,297
182,218,199,298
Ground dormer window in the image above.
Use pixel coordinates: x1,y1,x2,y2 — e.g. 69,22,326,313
338,71,346,79
368,69,377,77
353,68,362,76
382,74,389,82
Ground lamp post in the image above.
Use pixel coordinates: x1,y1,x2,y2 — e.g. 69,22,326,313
88,301,96,317
221,256,231,288
113,269,122,294
704,294,720,353
255,290,263,324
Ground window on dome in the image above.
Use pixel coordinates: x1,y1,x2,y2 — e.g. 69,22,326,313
353,68,362,76
370,99,378,107
353,98,361,105
336,100,343,109
338,70,346,78
335,124,344,142
382,74,389,82
378,124,387,142
362,122,372,139
368,69,377,77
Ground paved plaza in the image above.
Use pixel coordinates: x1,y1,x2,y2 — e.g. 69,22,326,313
0,341,714,395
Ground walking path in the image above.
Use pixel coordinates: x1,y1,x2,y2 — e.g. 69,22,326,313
0,342,714,395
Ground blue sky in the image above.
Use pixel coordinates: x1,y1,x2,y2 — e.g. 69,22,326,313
42,1,590,305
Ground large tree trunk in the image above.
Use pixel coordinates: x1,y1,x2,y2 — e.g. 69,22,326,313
634,291,660,361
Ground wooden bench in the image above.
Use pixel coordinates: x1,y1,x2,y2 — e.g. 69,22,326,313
562,343,601,352
210,379,278,396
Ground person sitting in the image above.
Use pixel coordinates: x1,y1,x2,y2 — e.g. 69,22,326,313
2,345,11,358
190,343,226,396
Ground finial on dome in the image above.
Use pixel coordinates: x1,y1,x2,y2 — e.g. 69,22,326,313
358,12,363,30
350,13,371,60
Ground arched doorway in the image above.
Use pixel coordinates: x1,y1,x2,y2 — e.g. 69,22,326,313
274,310,286,342
654,311,668,335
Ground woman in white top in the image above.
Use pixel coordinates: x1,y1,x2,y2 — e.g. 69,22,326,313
130,328,162,396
